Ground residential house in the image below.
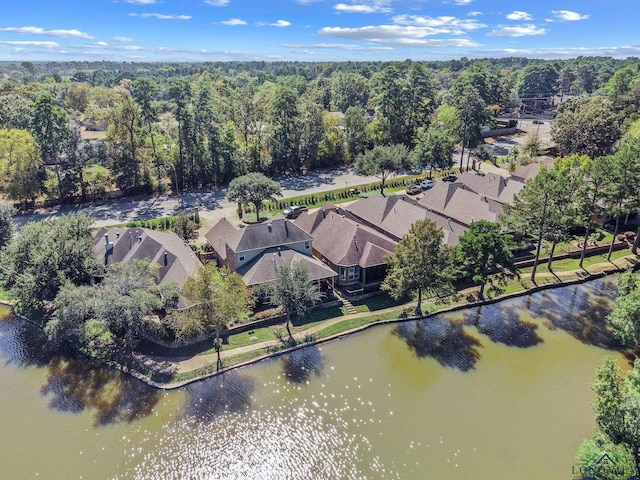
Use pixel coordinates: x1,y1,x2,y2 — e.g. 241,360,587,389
511,157,555,183
93,227,202,291
204,217,336,296
416,172,526,228
344,194,467,246
294,203,397,288
453,172,524,205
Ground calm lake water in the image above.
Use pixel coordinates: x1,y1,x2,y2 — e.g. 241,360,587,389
0,277,628,479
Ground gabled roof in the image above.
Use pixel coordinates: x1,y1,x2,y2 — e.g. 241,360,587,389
511,157,555,183
455,172,524,204
418,182,504,226
93,227,201,289
204,217,313,256
294,203,397,267
236,247,336,287
345,195,465,246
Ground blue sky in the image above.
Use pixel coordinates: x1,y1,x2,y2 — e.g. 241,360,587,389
0,0,639,62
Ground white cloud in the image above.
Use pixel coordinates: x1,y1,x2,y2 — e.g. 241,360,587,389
129,13,191,20
124,45,144,50
506,11,532,21
319,25,480,46
334,3,392,14
1,26,93,39
467,11,483,17
126,0,156,4
270,20,291,27
0,40,60,47
392,14,486,32
551,10,589,21
112,36,134,42
93,41,109,47
204,0,230,5
453,0,473,4
282,42,393,51
487,24,547,37
220,18,247,26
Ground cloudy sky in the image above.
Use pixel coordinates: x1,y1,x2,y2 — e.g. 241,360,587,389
0,0,638,62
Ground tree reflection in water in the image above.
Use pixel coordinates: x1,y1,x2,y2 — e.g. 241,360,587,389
465,304,543,348
0,315,162,426
184,371,255,422
528,279,621,349
394,318,482,371
41,355,162,426
281,345,325,384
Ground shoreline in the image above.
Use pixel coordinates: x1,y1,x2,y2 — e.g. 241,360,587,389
3,253,637,390
132,254,638,390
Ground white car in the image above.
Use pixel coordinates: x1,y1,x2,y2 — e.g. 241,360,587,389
420,179,436,190
283,205,308,218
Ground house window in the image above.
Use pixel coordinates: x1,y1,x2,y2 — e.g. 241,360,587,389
339,267,346,280
239,255,245,261
305,242,310,249
347,266,359,281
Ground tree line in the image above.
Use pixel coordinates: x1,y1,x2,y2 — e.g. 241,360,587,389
1,56,639,206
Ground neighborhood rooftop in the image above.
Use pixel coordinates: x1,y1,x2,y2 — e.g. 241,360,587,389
93,227,201,290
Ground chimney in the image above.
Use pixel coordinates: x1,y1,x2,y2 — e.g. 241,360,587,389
129,234,133,250
104,234,109,246
273,253,277,267
323,209,326,219
354,235,359,251
267,223,272,232
284,220,289,237
164,251,168,266
137,236,142,243
447,218,453,232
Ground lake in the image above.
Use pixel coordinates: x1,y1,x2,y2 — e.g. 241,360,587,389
0,277,626,479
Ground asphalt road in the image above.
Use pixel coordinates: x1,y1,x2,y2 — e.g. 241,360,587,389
13,121,553,231
13,166,382,230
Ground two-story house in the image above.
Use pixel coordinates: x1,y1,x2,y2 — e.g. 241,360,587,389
204,217,337,296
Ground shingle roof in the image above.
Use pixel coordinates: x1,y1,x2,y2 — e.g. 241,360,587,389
511,157,555,183
345,195,466,246
236,247,337,287
417,182,504,226
455,172,524,204
204,217,313,255
294,203,397,267
93,227,201,289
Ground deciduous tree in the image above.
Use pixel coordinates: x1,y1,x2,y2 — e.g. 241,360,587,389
0,213,98,313
266,263,320,341
178,265,254,370
226,172,281,222
382,219,455,316
354,144,408,196
456,220,514,299
552,96,621,158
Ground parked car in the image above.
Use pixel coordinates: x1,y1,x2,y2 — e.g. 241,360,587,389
420,179,436,190
532,120,544,125
406,184,422,195
442,174,458,182
283,205,308,218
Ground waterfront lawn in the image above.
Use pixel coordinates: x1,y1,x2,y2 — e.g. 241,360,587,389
347,293,401,314
519,247,631,276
